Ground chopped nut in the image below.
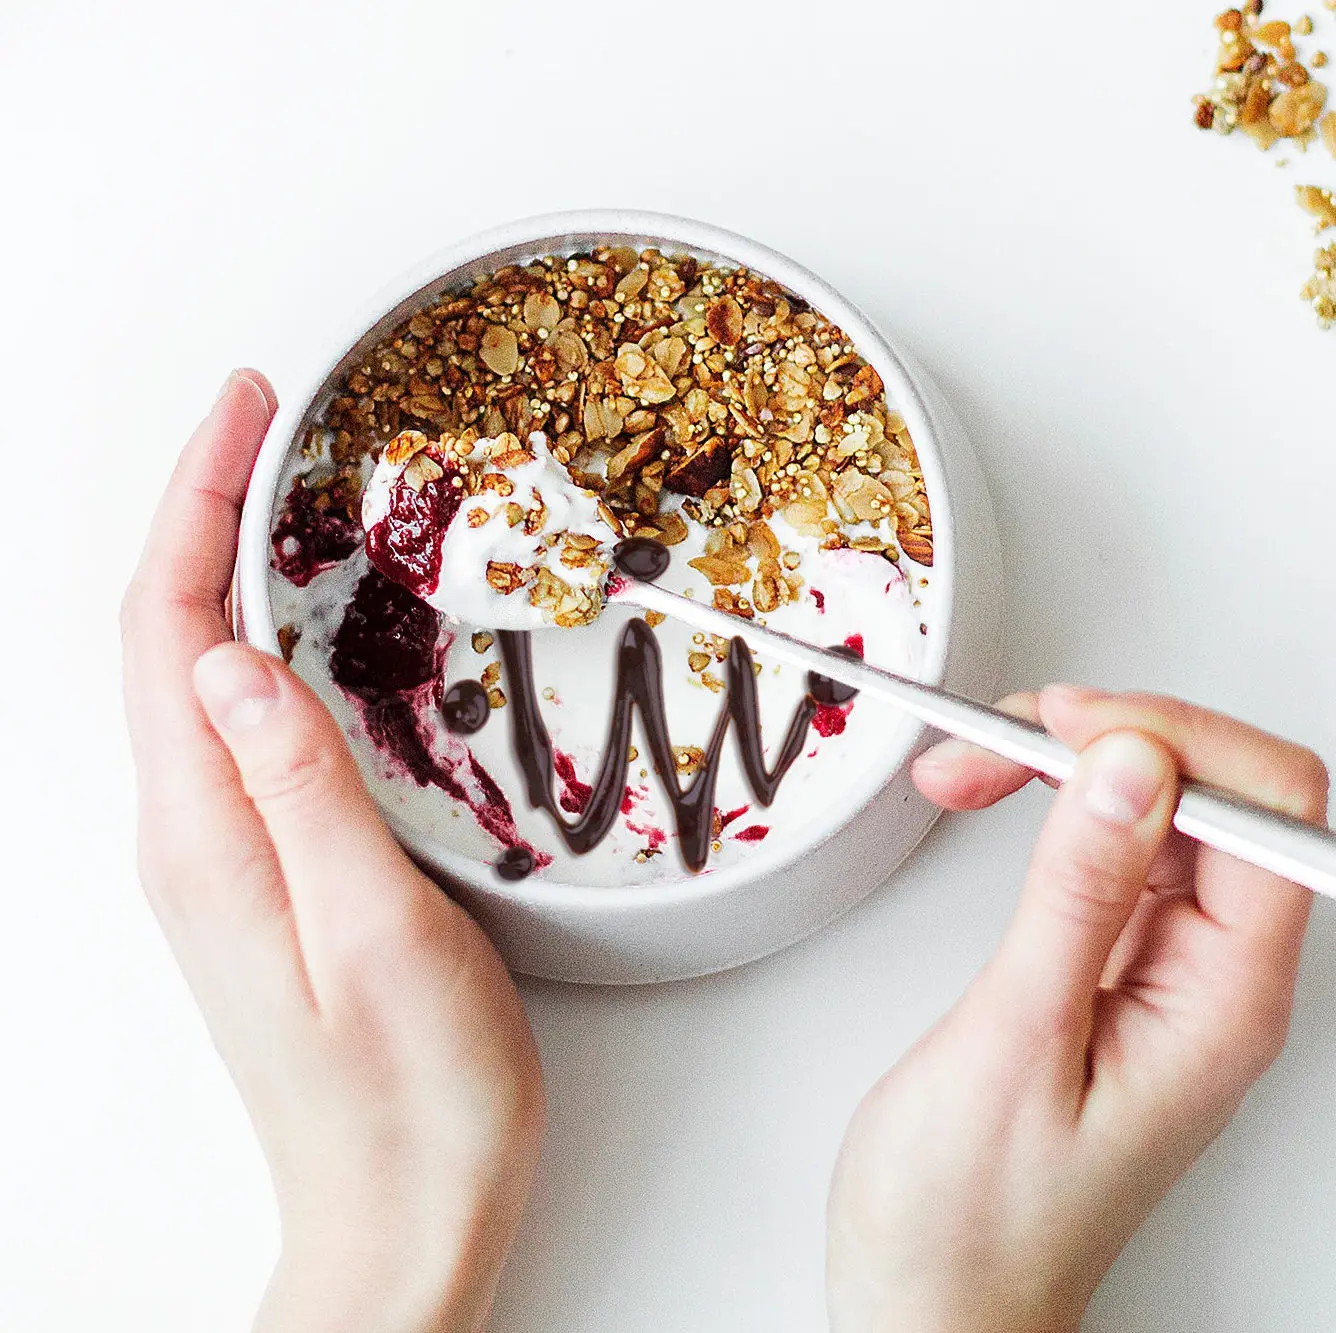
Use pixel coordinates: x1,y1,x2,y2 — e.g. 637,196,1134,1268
487,687,507,710
688,651,711,672
899,530,935,566
383,429,431,467
486,560,534,595
480,661,502,688
471,631,494,653
644,610,666,628
705,296,744,346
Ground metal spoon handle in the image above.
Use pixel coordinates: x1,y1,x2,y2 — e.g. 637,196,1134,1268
619,580,1336,899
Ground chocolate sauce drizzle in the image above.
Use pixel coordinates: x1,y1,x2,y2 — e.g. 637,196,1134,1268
497,622,817,873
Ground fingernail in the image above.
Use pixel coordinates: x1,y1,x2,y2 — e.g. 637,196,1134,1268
1081,732,1166,826
212,369,269,415
195,645,281,732
213,369,241,406
916,738,979,771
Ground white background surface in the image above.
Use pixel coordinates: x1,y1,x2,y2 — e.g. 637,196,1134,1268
3,0,1335,1329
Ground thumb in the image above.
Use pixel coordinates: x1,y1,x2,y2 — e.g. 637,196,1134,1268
193,642,433,954
993,730,1179,1038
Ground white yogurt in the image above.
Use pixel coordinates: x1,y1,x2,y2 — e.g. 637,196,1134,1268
362,432,615,631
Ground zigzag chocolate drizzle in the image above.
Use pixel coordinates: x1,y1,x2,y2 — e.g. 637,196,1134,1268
496,621,817,873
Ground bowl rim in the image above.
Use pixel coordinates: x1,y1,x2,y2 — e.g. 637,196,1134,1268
236,208,956,912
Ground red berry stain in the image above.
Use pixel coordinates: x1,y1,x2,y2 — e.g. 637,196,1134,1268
620,784,642,816
810,588,825,612
717,804,750,830
626,819,667,851
734,824,770,843
553,751,593,815
271,481,361,587
365,468,465,600
330,570,548,868
844,633,865,658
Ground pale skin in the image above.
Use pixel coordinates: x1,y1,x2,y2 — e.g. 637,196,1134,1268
828,693,1330,1332
122,372,1330,1332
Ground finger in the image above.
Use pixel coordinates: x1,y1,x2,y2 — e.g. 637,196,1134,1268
121,371,299,980
912,692,1053,810
194,644,444,988
123,369,276,738
993,730,1179,1047
1038,686,1326,953
132,368,275,606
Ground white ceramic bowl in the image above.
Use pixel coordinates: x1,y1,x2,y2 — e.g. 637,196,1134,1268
236,209,1003,984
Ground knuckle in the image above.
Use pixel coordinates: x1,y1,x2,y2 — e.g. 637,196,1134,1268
243,745,340,812
1040,860,1135,931
1288,746,1331,812
1259,745,1331,820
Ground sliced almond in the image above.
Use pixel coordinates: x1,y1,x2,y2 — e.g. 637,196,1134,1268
480,325,520,376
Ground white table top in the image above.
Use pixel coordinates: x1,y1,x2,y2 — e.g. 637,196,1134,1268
3,0,1335,1328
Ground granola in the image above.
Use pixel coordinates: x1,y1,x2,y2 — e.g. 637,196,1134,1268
295,246,933,624
1193,6,1330,145
1301,241,1336,323
1193,4,1336,326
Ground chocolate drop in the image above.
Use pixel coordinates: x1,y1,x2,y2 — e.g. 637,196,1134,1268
495,846,536,881
612,536,672,583
441,680,491,735
807,644,862,706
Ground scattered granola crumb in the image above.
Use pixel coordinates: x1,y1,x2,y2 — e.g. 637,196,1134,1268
1321,108,1336,150
1298,182,1336,225
471,630,494,653
1193,7,1330,147
1301,241,1336,323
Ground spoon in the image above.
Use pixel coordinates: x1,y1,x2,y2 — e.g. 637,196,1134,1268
606,561,1336,900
